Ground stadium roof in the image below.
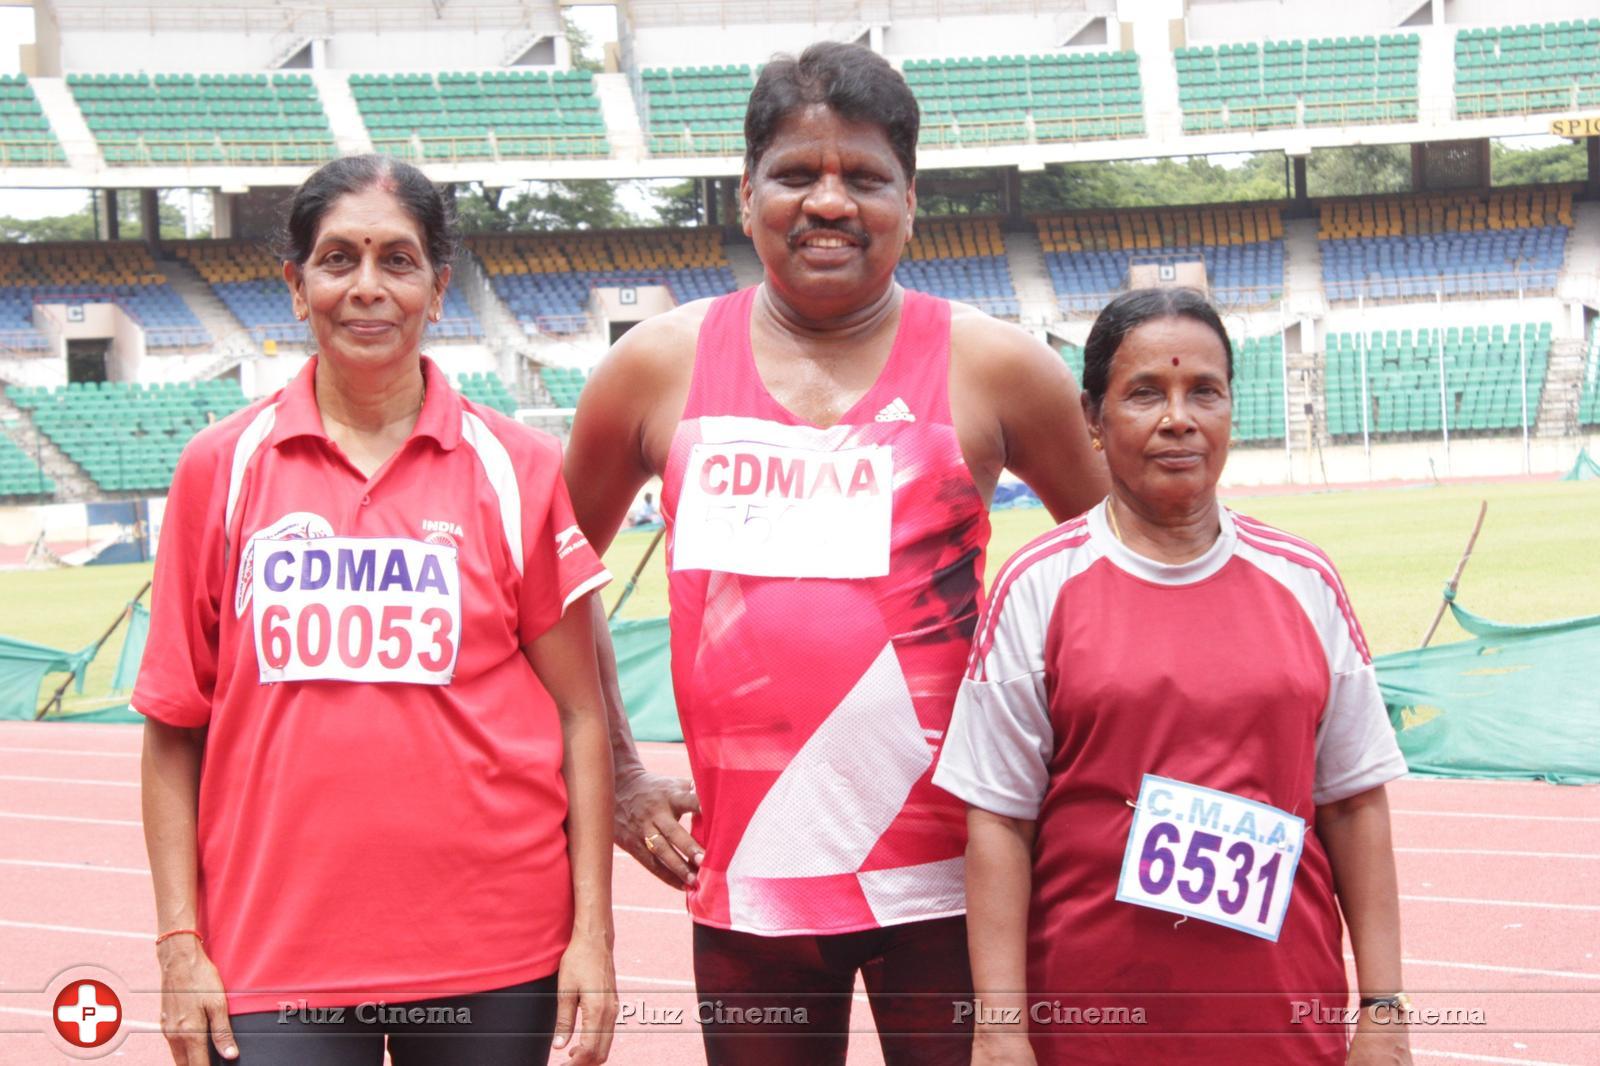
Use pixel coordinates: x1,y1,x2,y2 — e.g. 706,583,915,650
43,0,561,33
623,0,1113,29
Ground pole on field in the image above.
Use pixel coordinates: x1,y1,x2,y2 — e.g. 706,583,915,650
1357,293,1372,479
608,526,666,622
1419,500,1488,649
35,580,152,720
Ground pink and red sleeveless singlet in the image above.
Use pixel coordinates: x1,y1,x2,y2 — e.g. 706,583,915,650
661,286,989,935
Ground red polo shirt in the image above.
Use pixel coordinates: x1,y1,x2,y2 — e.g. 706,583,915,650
134,356,609,1014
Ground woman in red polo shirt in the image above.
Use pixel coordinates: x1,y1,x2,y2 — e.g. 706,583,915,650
137,155,617,1066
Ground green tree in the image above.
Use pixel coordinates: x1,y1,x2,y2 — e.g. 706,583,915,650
564,14,603,73
1491,141,1587,186
1305,145,1412,197
1022,154,1289,211
456,180,639,232
647,179,702,226
0,208,96,242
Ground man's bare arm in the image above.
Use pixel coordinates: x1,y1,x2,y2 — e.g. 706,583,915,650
953,310,1109,522
564,307,706,889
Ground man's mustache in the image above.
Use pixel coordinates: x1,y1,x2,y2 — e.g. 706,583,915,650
787,222,872,250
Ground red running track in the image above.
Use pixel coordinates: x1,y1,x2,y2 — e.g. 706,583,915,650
0,721,1595,1066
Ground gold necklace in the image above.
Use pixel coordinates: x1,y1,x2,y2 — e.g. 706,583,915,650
1106,497,1125,543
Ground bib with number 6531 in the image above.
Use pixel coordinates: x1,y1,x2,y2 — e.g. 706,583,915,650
251,536,461,685
1115,774,1306,941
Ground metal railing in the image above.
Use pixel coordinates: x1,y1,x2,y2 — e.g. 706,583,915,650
1181,96,1420,134
1453,82,1600,120
0,141,68,168
371,133,612,164
1323,270,1561,303
97,138,341,168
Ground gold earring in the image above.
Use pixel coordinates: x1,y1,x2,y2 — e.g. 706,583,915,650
1091,437,1103,451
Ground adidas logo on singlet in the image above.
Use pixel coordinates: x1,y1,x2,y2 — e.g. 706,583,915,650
874,397,916,423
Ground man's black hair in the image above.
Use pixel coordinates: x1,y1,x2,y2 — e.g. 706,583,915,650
745,41,920,180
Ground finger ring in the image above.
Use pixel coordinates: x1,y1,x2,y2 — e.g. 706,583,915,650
644,833,663,854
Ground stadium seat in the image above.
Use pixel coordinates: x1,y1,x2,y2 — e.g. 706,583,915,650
638,65,756,156
351,70,609,162
1175,34,1419,132
904,52,1145,148
0,243,210,349
0,73,68,166
895,218,1018,318
11,379,248,493
1036,206,1285,311
168,239,483,344
454,371,519,415
1579,322,1600,429
1318,190,1571,302
471,230,738,336
67,72,336,166
0,427,55,499
1323,322,1551,440
1454,20,1600,117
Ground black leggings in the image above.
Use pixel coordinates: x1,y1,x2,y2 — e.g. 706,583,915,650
692,916,973,1066
209,974,558,1065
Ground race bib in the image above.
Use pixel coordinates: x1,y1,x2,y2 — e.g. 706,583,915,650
1115,774,1305,941
251,536,461,685
673,441,893,578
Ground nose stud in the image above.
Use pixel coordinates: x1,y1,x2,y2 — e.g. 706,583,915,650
1160,416,1172,427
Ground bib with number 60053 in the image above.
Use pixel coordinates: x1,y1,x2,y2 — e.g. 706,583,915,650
251,536,461,685
1115,774,1306,941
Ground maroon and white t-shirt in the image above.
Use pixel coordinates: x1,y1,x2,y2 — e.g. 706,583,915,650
934,500,1407,1065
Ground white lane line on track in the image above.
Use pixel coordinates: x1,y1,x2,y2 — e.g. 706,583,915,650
616,975,696,988
1392,809,1600,824
616,903,689,917
0,774,137,788
1346,954,1600,982
0,746,137,758
0,858,146,874
1413,1050,1581,1066
1400,894,1600,913
1396,847,1600,861
0,919,147,940
0,1005,162,1032
0,810,140,827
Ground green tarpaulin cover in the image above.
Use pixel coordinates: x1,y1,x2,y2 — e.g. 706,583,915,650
1563,448,1600,481
111,601,149,694
0,635,93,721
12,609,685,739
1377,599,1600,784
611,616,681,742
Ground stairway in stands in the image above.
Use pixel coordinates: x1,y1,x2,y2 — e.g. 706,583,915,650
725,240,764,289
159,254,252,356
0,391,95,501
1002,227,1060,327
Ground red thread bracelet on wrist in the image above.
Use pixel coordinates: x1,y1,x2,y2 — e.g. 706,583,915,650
155,928,203,946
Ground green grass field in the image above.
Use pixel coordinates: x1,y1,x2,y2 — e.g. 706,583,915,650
2,480,1596,715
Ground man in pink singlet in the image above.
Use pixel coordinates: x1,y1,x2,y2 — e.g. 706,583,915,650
564,42,1107,1065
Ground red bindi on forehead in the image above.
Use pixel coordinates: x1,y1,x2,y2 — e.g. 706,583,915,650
364,238,371,245
1172,357,1180,366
